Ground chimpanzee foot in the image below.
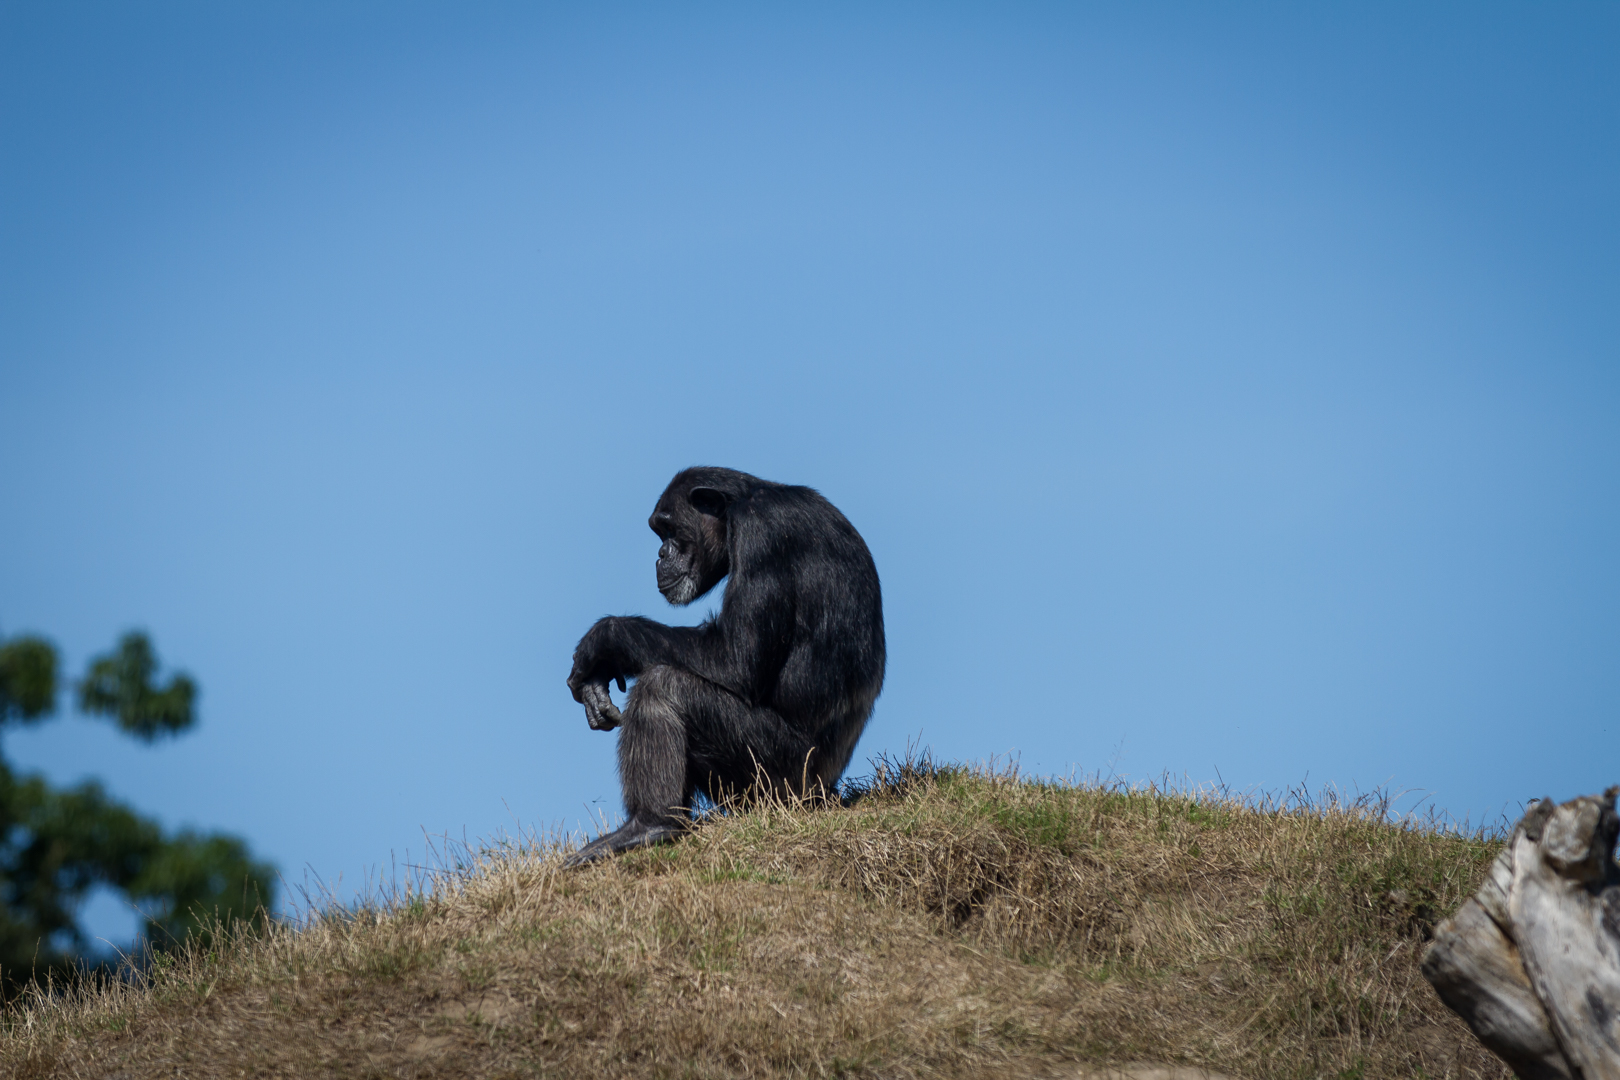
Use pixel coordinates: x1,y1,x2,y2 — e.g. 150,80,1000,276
563,818,685,868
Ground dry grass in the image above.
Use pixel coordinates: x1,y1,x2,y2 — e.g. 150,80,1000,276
0,759,1510,1079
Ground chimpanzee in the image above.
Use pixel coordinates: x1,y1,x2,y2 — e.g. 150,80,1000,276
564,466,885,865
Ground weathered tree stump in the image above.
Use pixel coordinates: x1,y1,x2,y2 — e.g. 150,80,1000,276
1422,787,1620,1079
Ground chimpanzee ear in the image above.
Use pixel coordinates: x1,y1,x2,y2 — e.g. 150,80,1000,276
689,487,728,517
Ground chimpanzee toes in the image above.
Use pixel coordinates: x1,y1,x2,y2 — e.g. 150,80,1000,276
561,836,615,868
618,821,685,850
562,818,685,868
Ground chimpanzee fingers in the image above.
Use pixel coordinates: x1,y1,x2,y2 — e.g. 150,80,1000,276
586,697,623,731
616,674,627,693
580,681,622,731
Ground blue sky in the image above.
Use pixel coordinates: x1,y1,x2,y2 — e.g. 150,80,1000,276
2,3,1616,941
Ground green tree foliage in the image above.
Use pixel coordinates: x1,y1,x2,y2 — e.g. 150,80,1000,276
0,630,274,993
78,632,197,742
0,637,57,724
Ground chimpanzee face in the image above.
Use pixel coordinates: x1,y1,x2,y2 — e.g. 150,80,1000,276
653,532,701,605
649,487,729,605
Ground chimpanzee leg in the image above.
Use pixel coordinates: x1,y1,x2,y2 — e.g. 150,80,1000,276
565,665,808,866
675,673,816,806
617,665,696,825
565,667,693,866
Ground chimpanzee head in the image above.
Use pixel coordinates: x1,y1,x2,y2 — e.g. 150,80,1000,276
649,475,733,605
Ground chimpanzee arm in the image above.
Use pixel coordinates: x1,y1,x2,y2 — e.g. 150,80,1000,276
567,616,702,690
567,601,789,706
567,501,798,707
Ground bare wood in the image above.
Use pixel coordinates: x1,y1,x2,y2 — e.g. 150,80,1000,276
1510,792,1620,1080
1422,787,1620,1079
1422,890,1573,1080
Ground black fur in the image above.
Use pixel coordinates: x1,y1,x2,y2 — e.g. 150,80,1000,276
565,467,885,865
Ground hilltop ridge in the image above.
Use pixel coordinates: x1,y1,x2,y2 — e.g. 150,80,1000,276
3,761,1509,1079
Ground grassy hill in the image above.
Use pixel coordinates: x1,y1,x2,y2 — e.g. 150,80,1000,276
1,760,1511,1079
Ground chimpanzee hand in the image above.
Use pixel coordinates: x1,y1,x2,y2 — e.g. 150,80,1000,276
568,625,628,731
575,676,625,731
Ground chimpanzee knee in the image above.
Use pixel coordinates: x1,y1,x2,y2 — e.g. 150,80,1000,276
617,666,692,824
